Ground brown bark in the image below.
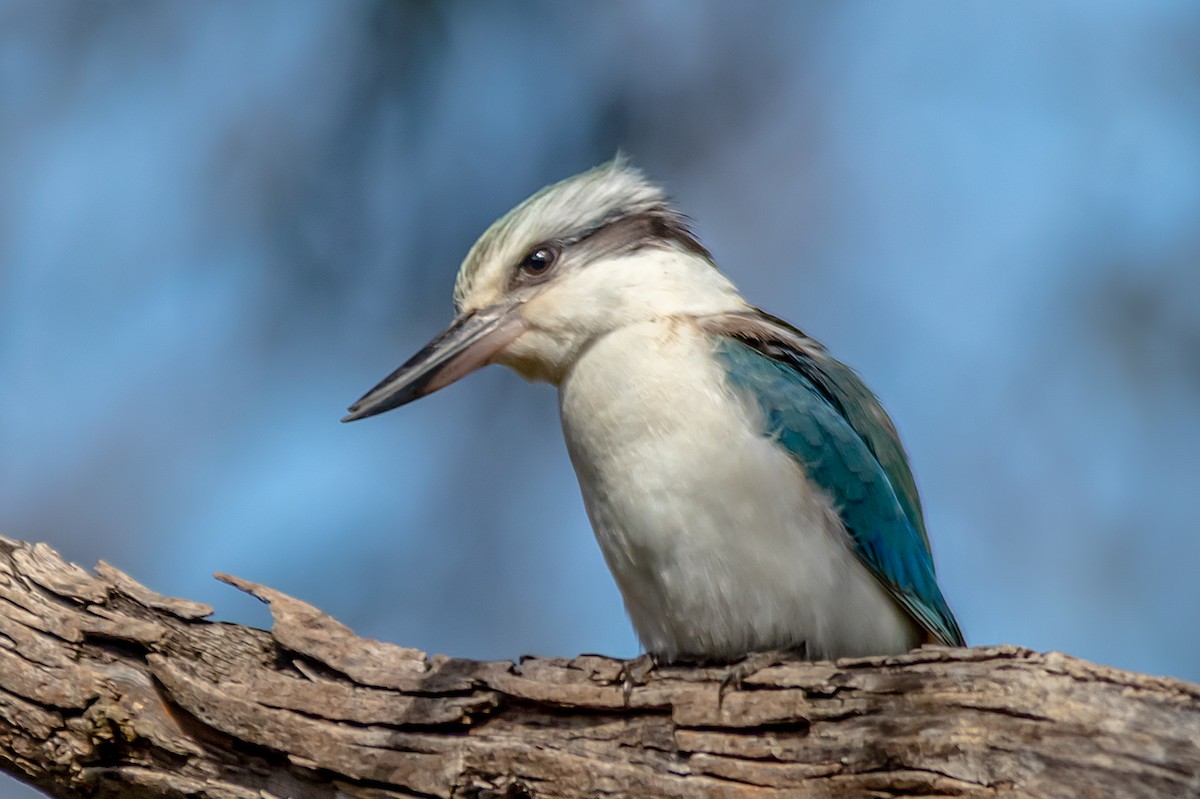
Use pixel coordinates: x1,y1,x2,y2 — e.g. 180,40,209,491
0,536,1195,799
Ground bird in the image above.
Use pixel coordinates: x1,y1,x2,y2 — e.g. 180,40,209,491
343,157,964,663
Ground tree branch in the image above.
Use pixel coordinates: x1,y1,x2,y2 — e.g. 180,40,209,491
0,537,1195,798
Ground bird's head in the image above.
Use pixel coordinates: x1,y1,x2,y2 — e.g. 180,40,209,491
343,157,742,422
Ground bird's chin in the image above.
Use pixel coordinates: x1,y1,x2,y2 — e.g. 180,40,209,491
494,332,572,386
495,352,561,386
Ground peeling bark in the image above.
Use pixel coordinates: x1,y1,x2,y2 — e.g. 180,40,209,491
0,537,1195,798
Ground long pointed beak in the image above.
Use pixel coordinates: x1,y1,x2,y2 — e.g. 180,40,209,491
342,302,525,422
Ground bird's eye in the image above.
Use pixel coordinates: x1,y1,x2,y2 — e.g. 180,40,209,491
519,244,559,278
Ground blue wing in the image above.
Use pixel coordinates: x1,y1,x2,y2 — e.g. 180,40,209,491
707,314,965,647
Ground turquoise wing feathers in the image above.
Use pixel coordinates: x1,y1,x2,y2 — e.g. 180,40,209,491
704,310,965,647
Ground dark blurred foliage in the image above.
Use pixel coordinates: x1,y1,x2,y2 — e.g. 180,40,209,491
2,4,1199,795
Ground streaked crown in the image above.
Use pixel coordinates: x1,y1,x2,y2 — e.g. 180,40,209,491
452,156,706,309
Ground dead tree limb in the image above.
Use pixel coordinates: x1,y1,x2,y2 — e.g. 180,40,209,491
0,536,1195,799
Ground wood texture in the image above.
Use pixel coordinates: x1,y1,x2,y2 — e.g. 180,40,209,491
0,536,1195,799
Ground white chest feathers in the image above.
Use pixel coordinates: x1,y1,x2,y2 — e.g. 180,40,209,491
557,319,918,661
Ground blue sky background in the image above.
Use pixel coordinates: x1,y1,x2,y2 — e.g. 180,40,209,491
2,3,1199,794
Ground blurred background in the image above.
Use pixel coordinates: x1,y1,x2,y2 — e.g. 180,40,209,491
2,2,1199,793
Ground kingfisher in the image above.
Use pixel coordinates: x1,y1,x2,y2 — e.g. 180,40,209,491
343,158,964,662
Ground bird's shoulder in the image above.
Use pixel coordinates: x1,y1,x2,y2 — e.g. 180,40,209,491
694,309,929,542
693,309,965,647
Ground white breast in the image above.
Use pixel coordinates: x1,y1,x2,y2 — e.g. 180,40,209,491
558,319,918,661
